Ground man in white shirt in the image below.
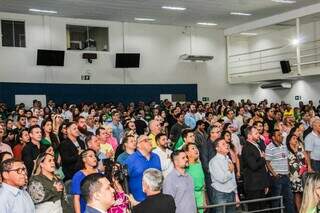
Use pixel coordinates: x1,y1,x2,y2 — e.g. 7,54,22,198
209,138,239,213
153,133,173,177
0,159,35,213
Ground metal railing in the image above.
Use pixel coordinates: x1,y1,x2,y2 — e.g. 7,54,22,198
198,196,284,213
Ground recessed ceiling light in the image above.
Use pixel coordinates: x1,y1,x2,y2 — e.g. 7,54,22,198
29,8,58,14
134,18,155,22
240,32,258,36
161,6,186,11
230,12,252,16
271,0,296,3
197,22,217,26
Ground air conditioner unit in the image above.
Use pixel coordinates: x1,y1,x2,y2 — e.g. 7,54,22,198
260,82,292,89
179,54,214,62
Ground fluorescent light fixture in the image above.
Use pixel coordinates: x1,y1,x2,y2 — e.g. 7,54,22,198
29,8,58,14
230,12,252,16
291,38,300,45
240,32,258,36
271,0,296,3
134,18,155,21
197,22,217,26
161,6,186,11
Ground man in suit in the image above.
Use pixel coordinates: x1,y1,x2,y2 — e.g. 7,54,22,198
241,126,269,211
81,173,115,213
200,126,221,211
132,168,175,213
59,122,86,181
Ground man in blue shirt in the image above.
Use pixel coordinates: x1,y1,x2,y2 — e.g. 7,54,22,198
125,135,161,201
184,104,197,129
0,159,35,213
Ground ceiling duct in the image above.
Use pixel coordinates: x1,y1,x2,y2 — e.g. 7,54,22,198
179,54,214,62
260,81,292,89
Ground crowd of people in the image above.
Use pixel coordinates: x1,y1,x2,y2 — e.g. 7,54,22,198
0,98,320,213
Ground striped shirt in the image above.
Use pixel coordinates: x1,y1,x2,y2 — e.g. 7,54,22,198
265,141,289,175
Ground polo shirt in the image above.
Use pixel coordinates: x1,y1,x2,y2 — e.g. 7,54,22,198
0,182,35,213
305,131,320,160
125,150,161,201
265,141,289,175
163,169,197,213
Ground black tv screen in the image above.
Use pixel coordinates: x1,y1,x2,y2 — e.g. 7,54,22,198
37,49,65,66
116,53,140,68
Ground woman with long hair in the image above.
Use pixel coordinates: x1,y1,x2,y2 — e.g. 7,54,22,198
300,173,320,213
71,149,98,213
41,119,60,158
28,153,65,213
12,128,29,160
221,130,241,178
287,127,308,211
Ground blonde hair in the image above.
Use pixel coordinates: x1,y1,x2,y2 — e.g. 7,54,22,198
300,173,320,213
32,153,54,176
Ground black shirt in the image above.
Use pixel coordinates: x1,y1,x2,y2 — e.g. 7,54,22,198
132,193,175,213
22,142,40,177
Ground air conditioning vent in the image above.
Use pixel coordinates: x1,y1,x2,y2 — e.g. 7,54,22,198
260,82,292,89
179,54,214,62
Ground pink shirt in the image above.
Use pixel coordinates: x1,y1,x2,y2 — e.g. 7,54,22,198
107,192,128,213
0,142,13,155
106,136,118,151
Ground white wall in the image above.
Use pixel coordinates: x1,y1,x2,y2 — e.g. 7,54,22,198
230,18,320,106
0,12,252,102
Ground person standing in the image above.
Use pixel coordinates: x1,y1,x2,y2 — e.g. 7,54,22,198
132,168,175,213
200,126,221,210
241,126,269,211
59,122,86,181
152,133,173,177
125,135,161,202
163,150,197,213
81,173,116,213
300,173,320,213
265,130,294,213
305,119,320,172
185,143,206,213
71,149,98,213
0,159,35,212
28,153,65,213
209,138,239,213
22,125,41,178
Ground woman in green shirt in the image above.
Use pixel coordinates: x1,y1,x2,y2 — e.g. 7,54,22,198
300,173,320,213
41,118,60,159
185,143,206,213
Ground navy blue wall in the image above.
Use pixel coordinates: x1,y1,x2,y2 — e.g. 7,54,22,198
0,83,197,107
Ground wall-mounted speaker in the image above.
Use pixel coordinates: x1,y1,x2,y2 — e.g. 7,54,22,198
280,60,291,74
82,53,97,63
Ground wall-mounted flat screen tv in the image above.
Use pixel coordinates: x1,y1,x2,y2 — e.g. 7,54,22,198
115,53,140,68
37,49,65,66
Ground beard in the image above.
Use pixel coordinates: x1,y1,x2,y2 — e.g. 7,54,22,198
78,126,87,134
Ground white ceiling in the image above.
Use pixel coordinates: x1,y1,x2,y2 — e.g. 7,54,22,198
0,0,319,28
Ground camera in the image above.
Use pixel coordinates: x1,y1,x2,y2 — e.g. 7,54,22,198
102,158,129,193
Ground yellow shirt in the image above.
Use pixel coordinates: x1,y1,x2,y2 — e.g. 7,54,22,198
283,109,294,117
148,133,157,149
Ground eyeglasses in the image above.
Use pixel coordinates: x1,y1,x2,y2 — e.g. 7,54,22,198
5,167,27,175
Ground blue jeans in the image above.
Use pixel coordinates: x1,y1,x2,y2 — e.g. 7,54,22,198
311,160,320,172
212,188,236,213
271,175,294,213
